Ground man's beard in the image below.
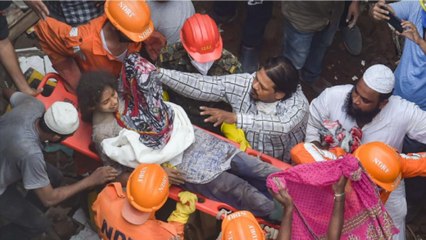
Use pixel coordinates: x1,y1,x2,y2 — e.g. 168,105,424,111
344,90,381,125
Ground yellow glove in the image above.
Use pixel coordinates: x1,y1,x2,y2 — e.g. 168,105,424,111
162,90,170,101
161,162,176,170
167,191,197,224
221,123,251,151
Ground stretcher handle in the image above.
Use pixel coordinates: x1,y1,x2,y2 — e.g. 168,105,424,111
37,72,63,93
169,186,281,230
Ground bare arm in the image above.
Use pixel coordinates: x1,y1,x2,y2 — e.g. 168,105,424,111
346,1,360,28
0,39,41,96
2,88,16,102
34,166,118,207
327,176,347,240
278,205,293,240
371,0,396,21
24,0,49,20
399,21,426,54
270,178,294,240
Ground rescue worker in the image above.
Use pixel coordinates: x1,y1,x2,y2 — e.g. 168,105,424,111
92,163,197,240
219,211,266,240
34,0,166,92
354,142,426,203
0,89,117,239
157,13,241,134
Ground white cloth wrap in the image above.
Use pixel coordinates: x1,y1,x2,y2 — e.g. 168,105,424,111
101,102,195,168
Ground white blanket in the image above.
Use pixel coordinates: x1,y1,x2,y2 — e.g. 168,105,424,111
101,102,194,168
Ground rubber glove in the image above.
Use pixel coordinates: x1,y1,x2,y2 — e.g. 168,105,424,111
162,90,170,101
167,191,197,224
220,122,251,151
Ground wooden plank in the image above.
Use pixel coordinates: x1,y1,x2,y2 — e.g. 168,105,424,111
9,10,38,41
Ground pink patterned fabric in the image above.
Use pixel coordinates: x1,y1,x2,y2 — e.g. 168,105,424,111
267,155,398,239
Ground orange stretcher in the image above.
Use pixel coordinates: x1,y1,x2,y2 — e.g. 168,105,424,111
36,73,291,234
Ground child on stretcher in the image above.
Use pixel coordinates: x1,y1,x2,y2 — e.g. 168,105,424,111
76,53,282,220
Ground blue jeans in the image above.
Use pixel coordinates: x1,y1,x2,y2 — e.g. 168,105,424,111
212,1,273,48
283,20,339,83
183,152,280,217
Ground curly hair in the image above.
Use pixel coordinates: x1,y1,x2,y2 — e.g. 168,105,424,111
76,71,117,122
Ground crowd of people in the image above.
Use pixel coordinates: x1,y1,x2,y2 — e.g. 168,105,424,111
0,0,425,239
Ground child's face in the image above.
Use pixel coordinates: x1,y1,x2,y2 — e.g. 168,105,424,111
97,86,118,113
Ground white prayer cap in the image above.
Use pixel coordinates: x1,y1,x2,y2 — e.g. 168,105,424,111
44,102,79,135
362,64,395,94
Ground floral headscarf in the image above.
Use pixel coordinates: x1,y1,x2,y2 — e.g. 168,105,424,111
115,53,174,149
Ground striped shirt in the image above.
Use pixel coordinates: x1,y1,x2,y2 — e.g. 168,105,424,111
153,69,309,162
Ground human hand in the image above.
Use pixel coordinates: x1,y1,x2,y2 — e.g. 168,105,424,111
163,166,185,185
372,0,390,21
21,86,43,97
346,1,360,28
24,0,49,20
87,166,119,186
221,122,251,151
167,191,197,224
332,176,348,195
269,178,294,211
399,21,422,44
143,31,166,62
176,191,197,214
200,106,237,127
312,141,330,150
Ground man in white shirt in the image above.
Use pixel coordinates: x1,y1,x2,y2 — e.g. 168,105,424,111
306,64,426,240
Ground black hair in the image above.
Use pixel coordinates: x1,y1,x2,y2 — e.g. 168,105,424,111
379,90,393,102
38,115,72,140
77,71,117,123
262,56,299,101
39,115,57,135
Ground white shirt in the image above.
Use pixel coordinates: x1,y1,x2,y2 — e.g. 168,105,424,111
306,85,426,151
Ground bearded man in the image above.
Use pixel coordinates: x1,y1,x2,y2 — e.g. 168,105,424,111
305,64,426,240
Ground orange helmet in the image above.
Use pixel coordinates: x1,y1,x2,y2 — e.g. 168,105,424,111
353,142,402,192
180,13,223,63
105,0,154,42
122,163,169,225
221,211,265,240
